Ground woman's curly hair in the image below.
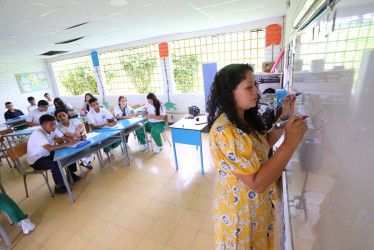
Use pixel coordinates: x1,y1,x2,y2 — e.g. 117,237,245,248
207,64,266,135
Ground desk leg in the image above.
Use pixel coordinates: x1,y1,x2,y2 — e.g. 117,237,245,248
97,151,104,168
57,161,75,203
200,145,204,175
173,142,179,170
121,132,130,166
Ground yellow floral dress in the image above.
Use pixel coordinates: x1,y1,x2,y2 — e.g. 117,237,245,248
210,114,275,250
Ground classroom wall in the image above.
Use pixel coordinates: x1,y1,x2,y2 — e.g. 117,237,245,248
0,58,56,124
47,17,284,123
285,0,308,43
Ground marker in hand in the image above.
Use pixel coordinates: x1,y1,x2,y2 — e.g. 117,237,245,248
280,92,302,102
275,116,309,128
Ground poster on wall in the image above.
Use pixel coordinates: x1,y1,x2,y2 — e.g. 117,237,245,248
15,72,50,93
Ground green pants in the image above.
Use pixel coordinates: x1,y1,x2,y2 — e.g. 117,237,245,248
136,121,166,147
104,140,122,153
0,193,28,223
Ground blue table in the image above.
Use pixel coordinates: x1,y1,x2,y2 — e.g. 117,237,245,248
4,116,26,129
170,117,208,175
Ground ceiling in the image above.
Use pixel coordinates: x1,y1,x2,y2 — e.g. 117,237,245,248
0,0,286,59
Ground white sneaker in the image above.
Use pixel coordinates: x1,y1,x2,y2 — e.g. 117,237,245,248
140,144,147,151
18,218,35,235
110,148,115,154
154,146,163,153
102,152,109,159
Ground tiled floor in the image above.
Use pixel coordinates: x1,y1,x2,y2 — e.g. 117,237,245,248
0,130,217,249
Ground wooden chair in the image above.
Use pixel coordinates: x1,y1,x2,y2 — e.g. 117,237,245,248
0,134,13,168
7,142,54,198
84,121,90,133
0,128,29,149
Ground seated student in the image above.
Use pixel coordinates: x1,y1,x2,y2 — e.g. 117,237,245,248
26,100,49,126
113,96,142,146
55,109,95,169
4,102,24,121
27,96,38,113
53,98,77,118
136,93,167,153
80,93,94,116
87,97,120,155
44,93,55,114
27,115,81,194
0,191,36,235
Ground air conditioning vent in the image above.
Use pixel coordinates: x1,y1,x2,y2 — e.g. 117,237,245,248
40,51,68,56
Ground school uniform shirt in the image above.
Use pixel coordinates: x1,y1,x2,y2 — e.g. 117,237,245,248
27,104,37,113
86,108,114,126
27,128,63,165
47,101,55,112
113,105,134,118
4,109,24,120
56,119,81,135
144,102,166,123
26,109,49,124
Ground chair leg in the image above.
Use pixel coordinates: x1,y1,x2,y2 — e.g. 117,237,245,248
0,223,11,246
5,157,12,168
41,172,55,198
23,175,29,198
77,162,85,179
5,212,13,225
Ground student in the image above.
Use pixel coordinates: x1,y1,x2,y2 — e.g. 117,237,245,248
87,97,120,155
80,93,94,116
55,109,95,169
4,102,24,121
53,98,77,118
136,93,166,153
44,93,55,113
27,115,81,194
26,100,49,126
113,96,141,145
27,96,38,113
0,191,36,235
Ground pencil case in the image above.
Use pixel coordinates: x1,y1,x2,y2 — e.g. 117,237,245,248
76,140,90,148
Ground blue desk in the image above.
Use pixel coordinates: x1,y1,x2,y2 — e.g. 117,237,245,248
4,116,26,128
170,117,207,175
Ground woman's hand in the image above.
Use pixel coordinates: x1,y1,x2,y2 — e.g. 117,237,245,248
281,94,296,118
283,116,308,149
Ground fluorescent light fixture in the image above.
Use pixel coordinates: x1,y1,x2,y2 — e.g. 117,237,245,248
292,0,333,29
109,0,129,6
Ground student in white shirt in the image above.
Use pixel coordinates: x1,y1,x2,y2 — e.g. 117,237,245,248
44,93,55,113
55,109,95,169
26,100,49,126
27,96,37,113
113,96,142,145
80,93,94,116
27,115,80,194
137,93,167,153
87,97,121,155
54,98,77,118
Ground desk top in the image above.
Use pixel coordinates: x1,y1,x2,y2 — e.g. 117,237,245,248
170,117,207,131
53,130,119,161
4,115,27,124
93,116,144,132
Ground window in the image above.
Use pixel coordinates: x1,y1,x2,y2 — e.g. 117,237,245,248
52,56,98,96
99,44,163,95
169,29,265,93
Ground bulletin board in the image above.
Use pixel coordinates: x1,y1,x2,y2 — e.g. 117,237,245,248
15,72,50,93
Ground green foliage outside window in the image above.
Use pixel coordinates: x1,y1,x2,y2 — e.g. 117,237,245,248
172,54,200,93
58,65,98,95
119,54,157,94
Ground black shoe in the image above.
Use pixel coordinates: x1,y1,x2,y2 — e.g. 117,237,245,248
80,161,93,170
70,173,81,182
55,185,68,194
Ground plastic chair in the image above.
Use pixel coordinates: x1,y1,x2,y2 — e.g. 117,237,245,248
7,142,54,198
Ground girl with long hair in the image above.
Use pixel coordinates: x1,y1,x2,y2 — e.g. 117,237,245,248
207,64,307,249
136,93,166,153
53,98,77,118
80,93,94,116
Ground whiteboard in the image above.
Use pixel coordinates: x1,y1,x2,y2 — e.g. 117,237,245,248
286,1,374,249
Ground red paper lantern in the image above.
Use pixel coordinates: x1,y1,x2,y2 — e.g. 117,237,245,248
266,24,282,47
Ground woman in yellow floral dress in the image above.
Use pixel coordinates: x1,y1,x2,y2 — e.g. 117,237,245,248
207,64,307,249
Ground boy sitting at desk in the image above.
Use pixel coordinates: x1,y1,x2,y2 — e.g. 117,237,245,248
26,100,49,126
4,102,24,121
27,96,37,113
27,115,81,194
87,97,121,156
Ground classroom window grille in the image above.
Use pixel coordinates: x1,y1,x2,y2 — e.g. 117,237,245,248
297,12,374,81
169,29,265,93
52,56,98,96
99,44,163,95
